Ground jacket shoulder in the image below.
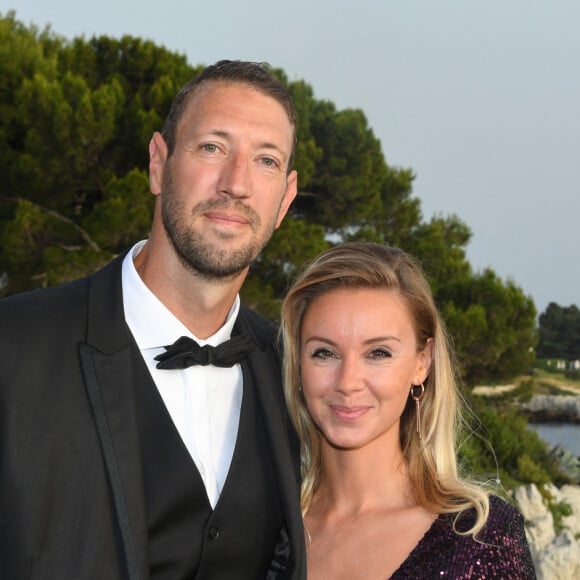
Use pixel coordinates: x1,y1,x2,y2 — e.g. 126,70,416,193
0,277,89,328
238,304,279,347
0,255,123,338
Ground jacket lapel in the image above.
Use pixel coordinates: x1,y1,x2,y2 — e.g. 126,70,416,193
236,308,306,579
79,255,148,580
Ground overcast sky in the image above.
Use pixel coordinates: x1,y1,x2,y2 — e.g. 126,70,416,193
6,0,580,315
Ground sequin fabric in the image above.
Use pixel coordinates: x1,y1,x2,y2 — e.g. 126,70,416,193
390,495,536,579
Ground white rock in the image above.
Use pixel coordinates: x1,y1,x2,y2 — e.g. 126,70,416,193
560,485,580,536
515,483,580,580
526,512,556,552
544,482,562,502
535,530,580,580
521,395,580,419
515,483,549,521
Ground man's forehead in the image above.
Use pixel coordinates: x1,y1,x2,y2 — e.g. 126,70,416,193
178,82,294,144
185,80,294,127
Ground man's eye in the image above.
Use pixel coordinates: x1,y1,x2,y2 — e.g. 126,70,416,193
260,157,278,167
202,144,218,153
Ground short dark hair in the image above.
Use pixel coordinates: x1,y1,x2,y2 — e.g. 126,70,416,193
161,60,297,170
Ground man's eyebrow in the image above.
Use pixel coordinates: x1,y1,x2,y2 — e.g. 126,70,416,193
196,130,288,153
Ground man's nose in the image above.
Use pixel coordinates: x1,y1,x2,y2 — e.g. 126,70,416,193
217,154,250,199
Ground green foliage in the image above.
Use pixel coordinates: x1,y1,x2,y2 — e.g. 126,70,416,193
239,276,280,322
449,270,537,384
294,101,385,231
82,169,154,251
0,198,112,294
459,396,570,488
249,216,329,303
507,378,536,403
538,486,575,535
516,455,551,485
284,78,324,186
43,246,114,287
406,214,473,296
550,500,573,535
537,302,580,361
0,12,539,386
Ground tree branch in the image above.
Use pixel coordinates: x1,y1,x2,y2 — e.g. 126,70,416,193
0,195,101,252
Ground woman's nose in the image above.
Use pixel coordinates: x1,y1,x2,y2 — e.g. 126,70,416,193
335,357,363,395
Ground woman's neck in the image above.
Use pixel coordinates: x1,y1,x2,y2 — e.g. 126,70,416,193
313,441,413,517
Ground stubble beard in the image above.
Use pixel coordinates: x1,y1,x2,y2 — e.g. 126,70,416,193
160,168,279,282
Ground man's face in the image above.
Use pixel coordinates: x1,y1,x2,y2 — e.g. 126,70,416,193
150,81,297,281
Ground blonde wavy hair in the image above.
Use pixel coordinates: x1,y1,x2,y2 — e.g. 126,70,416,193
281,242,491,537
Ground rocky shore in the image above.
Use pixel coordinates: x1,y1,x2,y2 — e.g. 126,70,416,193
515,483,580,579
472,383,580,576
473,383,580,423
521,395,580,423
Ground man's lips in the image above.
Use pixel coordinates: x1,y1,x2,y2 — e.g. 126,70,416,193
204,210,249,225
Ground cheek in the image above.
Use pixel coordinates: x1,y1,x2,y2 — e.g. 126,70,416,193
302,390,327,433
300,364,334,398
258,178,291,208
179,161,219,190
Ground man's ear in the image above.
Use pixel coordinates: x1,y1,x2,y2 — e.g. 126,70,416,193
149,132,168,196
275,169,298,229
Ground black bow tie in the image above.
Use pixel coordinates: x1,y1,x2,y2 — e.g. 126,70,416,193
154,334,256,370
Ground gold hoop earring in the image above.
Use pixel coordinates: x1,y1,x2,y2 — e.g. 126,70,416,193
410,383,425,440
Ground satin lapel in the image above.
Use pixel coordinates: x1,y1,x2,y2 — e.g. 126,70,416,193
236,309,306,578
79,255,148,580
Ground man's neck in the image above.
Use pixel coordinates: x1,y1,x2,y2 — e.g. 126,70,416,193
133,241,247,339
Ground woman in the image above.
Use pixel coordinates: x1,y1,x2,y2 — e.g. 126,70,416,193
281,242,535,579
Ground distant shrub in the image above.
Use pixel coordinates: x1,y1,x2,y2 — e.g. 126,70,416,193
516,455,551,485
550,500,573,535
536,358,567,374
459,396,571,488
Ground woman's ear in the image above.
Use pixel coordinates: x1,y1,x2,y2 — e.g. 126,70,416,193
415,337,434,384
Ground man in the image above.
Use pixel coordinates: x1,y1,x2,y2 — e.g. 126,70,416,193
0,61,305,579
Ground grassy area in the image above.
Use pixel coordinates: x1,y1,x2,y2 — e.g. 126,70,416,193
531,368,580,395
473,370,580,400
463,370,580,489
532,368,579,384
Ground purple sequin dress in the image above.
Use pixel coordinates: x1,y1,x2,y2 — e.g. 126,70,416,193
390,495,536,579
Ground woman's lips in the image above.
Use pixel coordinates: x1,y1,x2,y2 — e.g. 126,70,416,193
330,405,371,421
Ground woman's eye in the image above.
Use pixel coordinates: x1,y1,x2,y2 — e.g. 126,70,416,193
369,348,392,360
311,347,336,360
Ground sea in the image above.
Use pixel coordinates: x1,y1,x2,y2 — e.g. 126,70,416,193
528,423,580,457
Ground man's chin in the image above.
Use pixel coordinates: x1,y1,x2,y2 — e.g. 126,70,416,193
181,248,256,280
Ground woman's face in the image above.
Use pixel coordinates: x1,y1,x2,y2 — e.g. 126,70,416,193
300,287,432,453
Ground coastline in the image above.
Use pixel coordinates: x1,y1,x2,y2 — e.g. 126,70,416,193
515,482,580,578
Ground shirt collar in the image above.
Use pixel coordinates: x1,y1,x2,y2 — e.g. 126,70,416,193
121,241,240,351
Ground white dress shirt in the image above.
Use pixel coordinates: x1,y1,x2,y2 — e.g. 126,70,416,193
121,241,242,508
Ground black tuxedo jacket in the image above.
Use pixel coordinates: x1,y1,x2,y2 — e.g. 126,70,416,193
0,254,306,579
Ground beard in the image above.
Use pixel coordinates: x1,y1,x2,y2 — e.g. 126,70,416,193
160,167,280,282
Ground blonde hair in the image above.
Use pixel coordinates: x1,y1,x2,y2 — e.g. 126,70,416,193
281,242,491,537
